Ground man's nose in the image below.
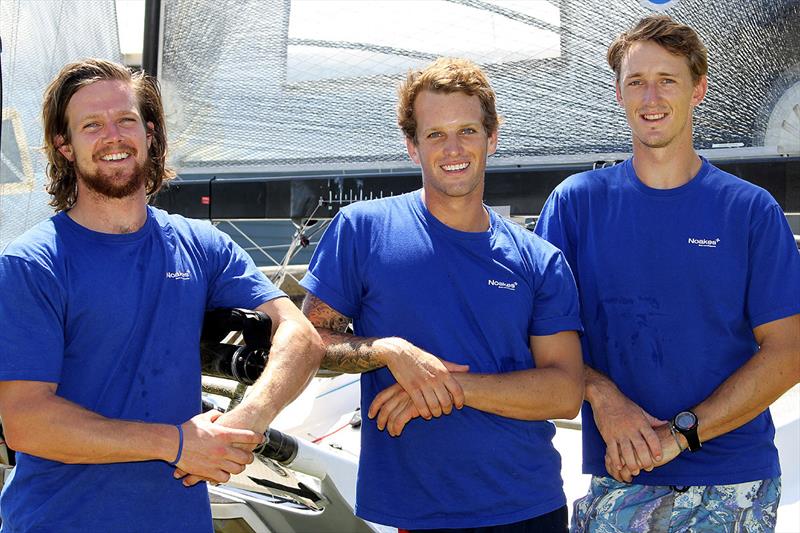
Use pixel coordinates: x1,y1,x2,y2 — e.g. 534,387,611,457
643,82,660,104
443,135,462,155
102,121,123,142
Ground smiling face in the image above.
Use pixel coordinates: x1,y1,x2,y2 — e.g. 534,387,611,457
57,79,152,200
616,40,707,152
405,90,497,203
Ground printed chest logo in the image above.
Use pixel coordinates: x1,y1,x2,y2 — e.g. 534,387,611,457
166,269,191,280
688,237,721,248
488,279,518,291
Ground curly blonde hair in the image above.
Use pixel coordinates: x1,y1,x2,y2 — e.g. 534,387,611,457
42,59,175,211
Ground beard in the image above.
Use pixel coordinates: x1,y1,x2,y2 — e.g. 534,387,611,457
75,153,151,200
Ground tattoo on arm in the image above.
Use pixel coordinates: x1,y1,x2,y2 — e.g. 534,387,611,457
302,293,350,332
301,293,386,373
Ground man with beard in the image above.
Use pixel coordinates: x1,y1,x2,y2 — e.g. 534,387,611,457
0,59,324,532
535,15,800,531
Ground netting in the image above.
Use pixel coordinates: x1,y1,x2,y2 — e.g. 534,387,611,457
1,0,799,249
159,0,800,171
0,0,122,249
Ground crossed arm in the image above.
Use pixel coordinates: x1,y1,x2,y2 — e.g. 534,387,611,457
590,313,800,482
302,293,584,435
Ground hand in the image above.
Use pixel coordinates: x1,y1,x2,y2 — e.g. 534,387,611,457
604,422,686,482
652,423,683,468
368,383,421,437
592,388,667,483
172,410,262,487
377,338,469,420
214,404,269,436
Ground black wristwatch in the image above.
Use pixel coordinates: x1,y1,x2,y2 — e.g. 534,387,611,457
672,410,701,452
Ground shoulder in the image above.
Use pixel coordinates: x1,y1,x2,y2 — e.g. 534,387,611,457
148,206,216,234
494,216,566,266
333,192,418,238
1,216,62,270
551,164,621,198
704,163,778,200
702,163,782,214
0,217,68,296
147,206,227,246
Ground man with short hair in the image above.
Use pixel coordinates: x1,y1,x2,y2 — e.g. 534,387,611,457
0,59,324,532
535,15,800,531
300,57,584,532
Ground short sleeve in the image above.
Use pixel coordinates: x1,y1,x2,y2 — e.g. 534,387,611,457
746,204,800,328
205,227,285,310
0,256,65,382
299,211,365,319
529,249,583,336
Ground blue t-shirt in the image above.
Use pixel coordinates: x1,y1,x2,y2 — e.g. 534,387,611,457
0,206,284,533
535,157,800,485
300,190,582,529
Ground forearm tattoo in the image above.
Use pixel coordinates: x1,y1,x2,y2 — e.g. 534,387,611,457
301,293,385,373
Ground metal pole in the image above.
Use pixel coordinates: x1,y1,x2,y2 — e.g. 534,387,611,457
142,0,162,76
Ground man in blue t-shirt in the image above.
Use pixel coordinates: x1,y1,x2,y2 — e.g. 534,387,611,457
300,58,584,532
535,15,800,532
0,59,324,532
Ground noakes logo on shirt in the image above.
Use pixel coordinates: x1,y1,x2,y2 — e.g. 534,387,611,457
688,237,721,248
166,270,191,280
488,279,518,290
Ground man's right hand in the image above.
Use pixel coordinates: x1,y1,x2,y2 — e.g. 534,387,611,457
375,337,469,420
587,369,666,483
173,410,262,485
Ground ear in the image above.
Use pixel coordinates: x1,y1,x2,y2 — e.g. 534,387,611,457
691,75,708,107
615,81,624,107
146,121,155,149
405,136,420,164
55,135,75,162
487,129,498,157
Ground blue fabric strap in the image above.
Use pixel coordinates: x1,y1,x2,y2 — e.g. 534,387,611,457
169,424,184,466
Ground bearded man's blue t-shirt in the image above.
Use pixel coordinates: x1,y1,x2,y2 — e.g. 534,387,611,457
535,157,800,485
300,190,582,529
0,206,284,533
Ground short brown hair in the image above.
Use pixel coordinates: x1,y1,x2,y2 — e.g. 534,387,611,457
397,57,500,143
607,15,708,83
42,58,175,212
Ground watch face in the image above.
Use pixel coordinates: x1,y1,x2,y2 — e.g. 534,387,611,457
675,411,697,430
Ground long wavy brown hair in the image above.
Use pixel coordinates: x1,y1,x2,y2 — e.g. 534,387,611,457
42,59,175,211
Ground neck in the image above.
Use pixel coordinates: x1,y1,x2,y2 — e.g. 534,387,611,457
421,186,489,232
631,137,702,190
68,187,149,234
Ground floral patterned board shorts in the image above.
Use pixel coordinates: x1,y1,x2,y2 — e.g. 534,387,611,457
571,475,781,533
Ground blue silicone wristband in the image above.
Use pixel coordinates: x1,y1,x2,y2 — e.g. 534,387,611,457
169,424,184,466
